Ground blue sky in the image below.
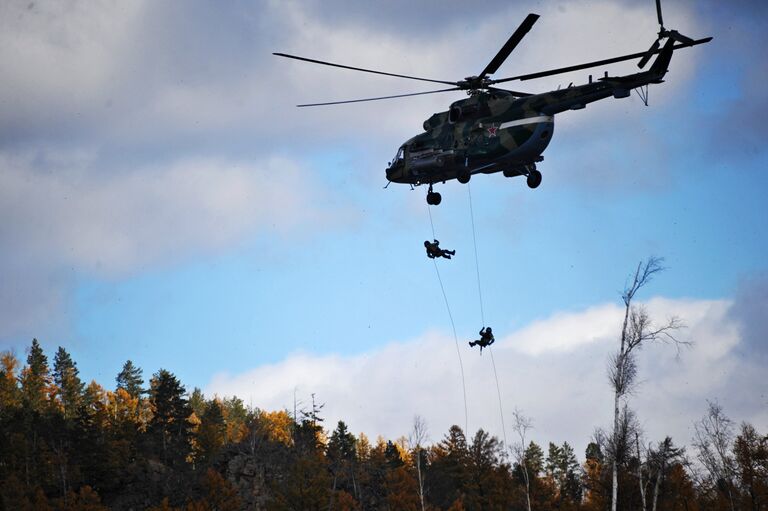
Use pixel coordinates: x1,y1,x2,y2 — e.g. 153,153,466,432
2,0,767,450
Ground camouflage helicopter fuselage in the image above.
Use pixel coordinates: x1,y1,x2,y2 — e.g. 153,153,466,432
385,38,675,187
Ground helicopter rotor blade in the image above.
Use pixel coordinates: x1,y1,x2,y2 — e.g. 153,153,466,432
479,13,539,77
295,87,462,107
490,37,711,83
487,87,532,97
273,53,458,86
655,0,664,28
637,39,660,68
666,29,694,45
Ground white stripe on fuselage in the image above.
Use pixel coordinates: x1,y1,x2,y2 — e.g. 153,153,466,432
499,115,554,130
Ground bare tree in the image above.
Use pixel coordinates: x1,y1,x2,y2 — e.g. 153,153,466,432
693,400,736,511
511,409,534,511
408,415,429,511
609,257,686,511
636,431,648,511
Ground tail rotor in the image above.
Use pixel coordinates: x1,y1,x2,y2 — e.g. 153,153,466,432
638,0,694,68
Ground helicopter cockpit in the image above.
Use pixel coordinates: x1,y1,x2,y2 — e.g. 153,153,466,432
390,145,405,168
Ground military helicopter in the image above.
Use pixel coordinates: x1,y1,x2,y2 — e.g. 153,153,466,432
275,0,711,205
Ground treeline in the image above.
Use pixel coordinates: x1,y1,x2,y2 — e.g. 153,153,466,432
1,339,766,510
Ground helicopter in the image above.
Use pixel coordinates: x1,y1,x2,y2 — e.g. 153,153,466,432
275,0,711,205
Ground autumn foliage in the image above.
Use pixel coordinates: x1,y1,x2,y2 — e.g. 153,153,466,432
1,339,766,510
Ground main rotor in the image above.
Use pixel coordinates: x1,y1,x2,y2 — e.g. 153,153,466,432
274,1,711,108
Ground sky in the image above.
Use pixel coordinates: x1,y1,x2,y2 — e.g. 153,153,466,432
2,0,767,455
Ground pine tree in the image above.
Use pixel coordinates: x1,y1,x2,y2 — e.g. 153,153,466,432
427,426,470,509
328,421,359,503
147,369,193,468
583,442,607,511
19,338,52,413
466,429,512,509
53,346,84,420
116,360,144,399
188,387,206,419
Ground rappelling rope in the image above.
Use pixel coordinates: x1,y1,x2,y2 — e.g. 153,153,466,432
466,183,486,327
488,345,507,448
466,184,507,449
427,203,469,435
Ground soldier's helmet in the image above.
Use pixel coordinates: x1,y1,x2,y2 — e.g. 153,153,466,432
424,241,430,247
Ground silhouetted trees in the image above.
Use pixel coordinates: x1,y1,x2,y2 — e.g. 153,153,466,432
1,338,766,511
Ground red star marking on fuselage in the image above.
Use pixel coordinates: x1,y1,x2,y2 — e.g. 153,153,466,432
487,126,498,137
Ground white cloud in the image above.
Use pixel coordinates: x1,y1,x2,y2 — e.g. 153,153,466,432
206,296,768,455
0,150,348,338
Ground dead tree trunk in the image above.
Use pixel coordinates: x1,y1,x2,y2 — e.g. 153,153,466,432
512,409,534,511
608,257,685,511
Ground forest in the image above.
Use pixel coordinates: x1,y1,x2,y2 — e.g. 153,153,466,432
0,338,766,511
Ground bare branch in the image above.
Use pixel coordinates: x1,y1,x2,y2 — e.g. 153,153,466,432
511,408,534,511
622,256,665,306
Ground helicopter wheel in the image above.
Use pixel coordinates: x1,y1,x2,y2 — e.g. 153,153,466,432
457,170,471,184
426,191,442,205
526,169,542,189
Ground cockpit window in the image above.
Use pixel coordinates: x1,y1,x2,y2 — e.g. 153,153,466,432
394,146,405,162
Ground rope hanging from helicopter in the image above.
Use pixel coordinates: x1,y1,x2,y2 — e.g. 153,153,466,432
466,184,508,449
427,203,469,435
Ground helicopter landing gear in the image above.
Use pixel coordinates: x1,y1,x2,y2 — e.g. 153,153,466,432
523,164,542,189
457,170,471,184
527,169,542,188
426,184,442,206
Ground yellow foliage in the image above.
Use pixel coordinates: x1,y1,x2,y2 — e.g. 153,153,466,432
259,409,294,446
108,387,140,426
0,351,21,408
227,421,249,444
394,435,413,464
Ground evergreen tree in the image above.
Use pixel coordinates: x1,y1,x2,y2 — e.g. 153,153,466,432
560,442,583,507
733,423,767,511
188,387,206,419
222,396,250,443
427,426,470,509
115,360,144,399
583,442,607,511
53,346,84,420
466,429,512,509
522,441,549,508
327,420,358,501
147,369,193,468
195,399,227,466
19,338,52,413
546,441,582,507
270,418,330,510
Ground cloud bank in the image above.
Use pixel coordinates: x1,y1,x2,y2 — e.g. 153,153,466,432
207,296,768,454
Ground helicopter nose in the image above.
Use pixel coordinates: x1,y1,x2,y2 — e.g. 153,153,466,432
386,164,400,181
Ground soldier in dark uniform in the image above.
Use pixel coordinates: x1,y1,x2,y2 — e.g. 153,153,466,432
469,327,495,352
424,239,456,259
